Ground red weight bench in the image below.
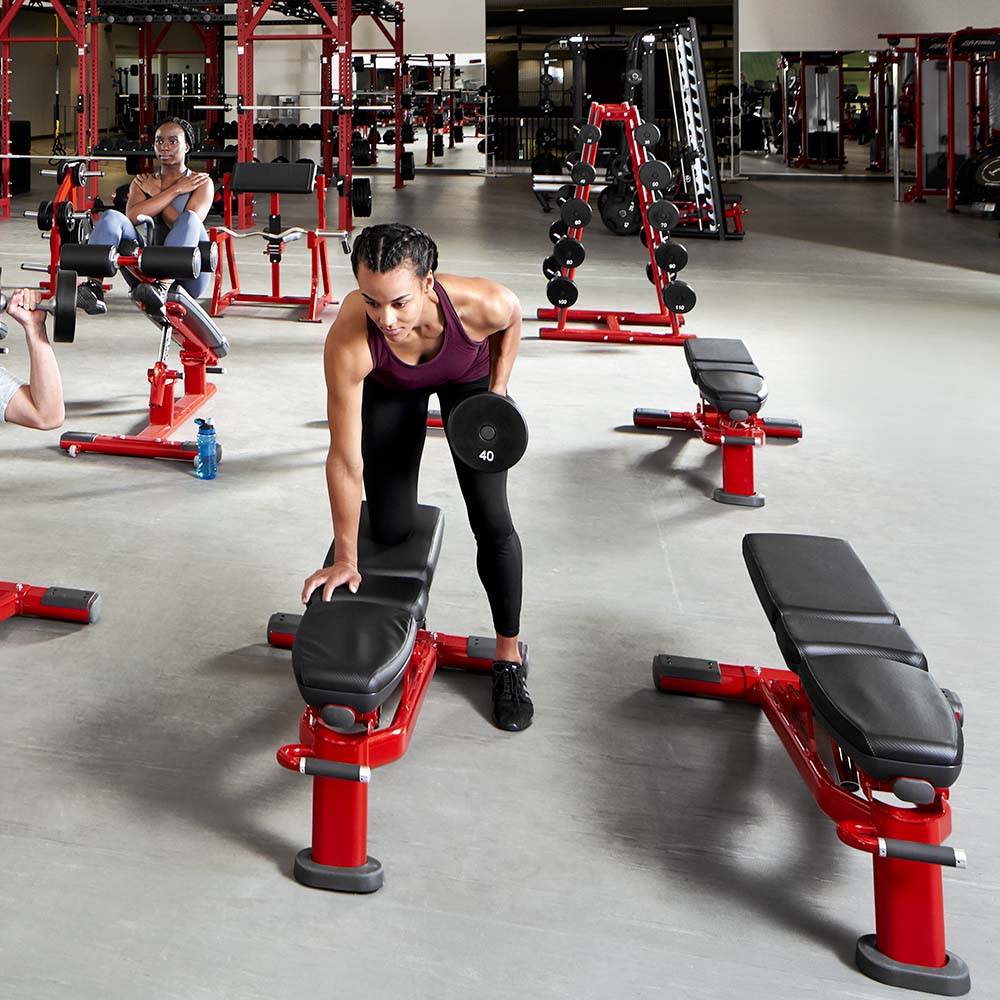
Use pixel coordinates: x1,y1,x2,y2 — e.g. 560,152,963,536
268,502,527,892
58,240,230,464
1,580,100,627
210,161,347,323
653,533,969,996
634,338,801,506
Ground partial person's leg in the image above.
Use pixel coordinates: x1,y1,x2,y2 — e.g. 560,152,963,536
77,210,142,313
163,210,211,298
437,377,530,731
360,376,430,545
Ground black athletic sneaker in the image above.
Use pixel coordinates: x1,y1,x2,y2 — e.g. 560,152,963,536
75,280,107,316
491,661,533,732
130,280,167,317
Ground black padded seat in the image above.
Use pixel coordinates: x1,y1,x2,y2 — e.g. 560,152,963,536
743,534,899,627
324,504,444,587
167,285,229,357
293,502,442,713
293,600,416,714
684,338,767,416
230,161,317,194
801,654,963,787
777,614,928,672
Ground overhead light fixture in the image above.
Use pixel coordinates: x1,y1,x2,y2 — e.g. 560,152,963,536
623,6,650,10
517,6,525,10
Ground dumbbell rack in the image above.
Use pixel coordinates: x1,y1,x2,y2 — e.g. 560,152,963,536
537,101,695,346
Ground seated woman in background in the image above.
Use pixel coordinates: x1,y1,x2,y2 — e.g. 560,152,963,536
77,116,213,314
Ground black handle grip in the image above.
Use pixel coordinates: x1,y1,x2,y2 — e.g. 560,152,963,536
301,759,370,783
881,838,966,868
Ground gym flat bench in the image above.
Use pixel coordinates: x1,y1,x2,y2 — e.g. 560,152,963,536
634,337,801,506
268,502,527,892
653,533,969,995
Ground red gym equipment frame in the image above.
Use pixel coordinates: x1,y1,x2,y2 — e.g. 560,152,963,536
60,273,223,464
634,405,802,507
780,52,847,170
0,580,100,626
209,173,336,322
269,622,499,889
655,658,967,991
537,101,693,347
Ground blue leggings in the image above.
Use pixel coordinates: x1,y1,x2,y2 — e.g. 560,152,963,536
89,208,211,299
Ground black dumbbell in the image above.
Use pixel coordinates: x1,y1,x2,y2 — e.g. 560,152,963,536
448,392,528,473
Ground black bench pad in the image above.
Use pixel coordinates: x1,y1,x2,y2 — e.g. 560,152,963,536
743,532,962,786
324,504,444,587
167,284,229,357
294,502,442,713
230,161,317,194
801,654,962,787
743,534,898,627
684,338,767,416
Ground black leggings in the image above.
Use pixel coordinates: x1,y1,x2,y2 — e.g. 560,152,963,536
361,375,522,638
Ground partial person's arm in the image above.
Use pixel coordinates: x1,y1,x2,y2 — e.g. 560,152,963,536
2,289,64,430
301,294,374,603
485,285,522,396
125,172,211,228
160,173,214,228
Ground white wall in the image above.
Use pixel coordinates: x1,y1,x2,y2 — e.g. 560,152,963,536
738,0,1000,53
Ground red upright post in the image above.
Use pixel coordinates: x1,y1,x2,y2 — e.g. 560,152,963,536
0,0,12,220
236,0,255,228
337,0,353,231
448,53,456,148
321,33,335,183
393,10,404,189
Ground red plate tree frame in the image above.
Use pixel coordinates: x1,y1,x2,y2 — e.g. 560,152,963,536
537,101,694,347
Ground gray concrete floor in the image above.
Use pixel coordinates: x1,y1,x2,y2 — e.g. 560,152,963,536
1,170,998,999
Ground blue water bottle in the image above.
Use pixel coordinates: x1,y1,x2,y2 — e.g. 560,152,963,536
194,417,218,480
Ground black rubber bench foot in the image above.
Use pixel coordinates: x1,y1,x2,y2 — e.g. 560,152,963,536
855,935,971,996
293,849,384,893
713,488,765,508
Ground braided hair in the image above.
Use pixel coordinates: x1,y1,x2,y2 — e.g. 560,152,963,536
156,116,195,153
351,224,439,279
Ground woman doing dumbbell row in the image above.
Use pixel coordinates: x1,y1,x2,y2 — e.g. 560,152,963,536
77,117,214,315
301,224,533,732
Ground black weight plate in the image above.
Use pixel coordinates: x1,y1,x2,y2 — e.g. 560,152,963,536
36,200,54,232
536,127,557,147
539,100,555,115
555,183,576,206
645,262,658,285
560,198,592,229
546,275,578,308
448,393,528,473
540,73,555,87
351,177,373,217
548,219,569,244
552,237,585,269
655,241,688,274
625,68,643,86
633,122,661,148
647,198,680,232
52,268,78,344
600,191,640,235
638,159,672,191
401,151,416,181
570,160,597,186
542,255,562,280
576,123,601,145
663,279,696,314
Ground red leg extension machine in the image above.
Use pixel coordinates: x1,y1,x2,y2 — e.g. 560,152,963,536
654,533,969,995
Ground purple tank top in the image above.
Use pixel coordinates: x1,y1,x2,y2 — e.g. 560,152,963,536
366,280,491,390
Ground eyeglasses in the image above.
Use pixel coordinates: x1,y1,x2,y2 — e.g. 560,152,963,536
153,136,182,148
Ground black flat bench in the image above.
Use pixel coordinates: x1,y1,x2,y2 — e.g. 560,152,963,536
743,534,962,790
293,503,442,715
633,337,801,506
653,533,970,994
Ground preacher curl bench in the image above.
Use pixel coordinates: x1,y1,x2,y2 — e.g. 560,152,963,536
653,534,969,995
268,502,527,892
